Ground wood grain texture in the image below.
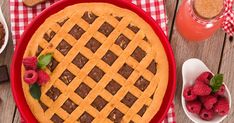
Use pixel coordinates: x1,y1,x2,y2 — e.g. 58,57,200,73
219,36,234,123
168,0,228,122
165,0,178,37
0,0,16,123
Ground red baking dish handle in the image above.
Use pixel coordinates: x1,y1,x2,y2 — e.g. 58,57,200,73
11,0,176,123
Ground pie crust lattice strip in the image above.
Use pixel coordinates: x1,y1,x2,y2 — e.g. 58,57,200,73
22,3,169,123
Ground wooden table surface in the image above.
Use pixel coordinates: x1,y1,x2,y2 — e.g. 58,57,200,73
0,0,233,123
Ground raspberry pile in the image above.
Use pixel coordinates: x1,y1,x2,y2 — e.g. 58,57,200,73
183,72,230,121
23,56,50,85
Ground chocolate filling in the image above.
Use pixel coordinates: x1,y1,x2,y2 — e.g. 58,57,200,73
69,24,85,40
51,114,64,123
82,11,98,24
127,24,140,33
121,92,138,108
129,120,135,123
61,98,78,114
59,70,75,85
131,47,146,62
88,66,105,82
115,16,123,21
147,60,157,75
46,86,61,101
78,111,94,123
75,82,92,99
36,46,43,57
137,105,148,117
43,29,56,42
108,108,124,123
72,53,89,69
47,57,59,72
102,50,118,66
85,37,102,53
105,80,122,95
56,40,72,56
143,36,148,42
98,22,114,37
118,64,134,79
91,96,108,111
150,93,154,99
57,18,69,26
134,76,150,92
115,34,130,50
0,23,5,49
39,100,48,112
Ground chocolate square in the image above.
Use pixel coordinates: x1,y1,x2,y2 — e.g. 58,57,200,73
82,11,98,24
75,82,92,99
102,50,118,66
78,111,94,123
134,76,150,92
61,98,78,114
69,24,85,40
137,105,148,117
39,100,48,112
127,24,140,33
147,60,157,75
105,80,122,95
85,37,102,53
46,86,61,101
131,47,146,62
88,66,105,82
115,34,130,50
72,53,89,69
51,114,64,123
118,64,134,79
59,70,75,85
43,29,56,42
0,65,9,83
36,46,43,57
56,40,72,56
108,108,124,122
98,22,114,37
47,57,59,72
121,92,137,108
91,96,108,111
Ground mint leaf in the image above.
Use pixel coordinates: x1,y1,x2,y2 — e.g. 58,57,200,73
37,53,52,69
29,83,41,100
210,74,223,92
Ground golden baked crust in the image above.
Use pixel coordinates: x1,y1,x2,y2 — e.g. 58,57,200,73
22,3,169,123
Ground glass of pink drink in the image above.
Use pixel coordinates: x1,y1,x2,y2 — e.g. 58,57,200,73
176,0,224,41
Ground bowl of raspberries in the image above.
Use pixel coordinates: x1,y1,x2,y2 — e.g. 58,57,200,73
182,59,231,123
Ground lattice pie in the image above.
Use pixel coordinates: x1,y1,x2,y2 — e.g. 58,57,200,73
22,3,169,123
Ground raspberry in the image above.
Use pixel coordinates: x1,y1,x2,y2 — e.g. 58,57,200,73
196,72,213,85
199,108,214,121
215,84,225,96
22,57,38,70
192,80,211,96
200,95,217,110
214,97,230,116
186,100,201,114
183,86,197,101
37,70,50,85
24,70,38,84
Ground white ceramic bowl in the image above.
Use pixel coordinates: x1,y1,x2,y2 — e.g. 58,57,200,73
181,58,232,123
0,6,9,54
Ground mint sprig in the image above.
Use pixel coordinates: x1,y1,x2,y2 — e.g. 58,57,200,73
37,53,52,69
210,74,223,92
29,83,41,100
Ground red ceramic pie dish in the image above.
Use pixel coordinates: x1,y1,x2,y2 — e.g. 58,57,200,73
10,0,176,122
